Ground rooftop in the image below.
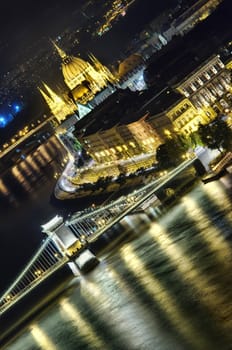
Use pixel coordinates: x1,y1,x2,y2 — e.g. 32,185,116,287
138,88,183,116
74,88,141,137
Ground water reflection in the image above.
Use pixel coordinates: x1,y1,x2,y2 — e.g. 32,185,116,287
182,196,232,266
0,178,10,196
2,178,232,350
30,324,58,350
148,220,231,332
60,298,107,349
0,136,66,208
120,245,209,350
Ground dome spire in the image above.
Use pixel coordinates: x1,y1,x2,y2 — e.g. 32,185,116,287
51,40,67,60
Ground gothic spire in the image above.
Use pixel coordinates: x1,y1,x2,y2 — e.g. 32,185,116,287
51,40,67,60
38,86,53,106
42,82,63,103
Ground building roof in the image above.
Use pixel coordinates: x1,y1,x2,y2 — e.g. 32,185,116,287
74,88,145,137
144,46,208,88
74,85,182,139
118,53,144,77
138,88,183,116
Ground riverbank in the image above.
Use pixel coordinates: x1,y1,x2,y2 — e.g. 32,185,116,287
54,153,157,200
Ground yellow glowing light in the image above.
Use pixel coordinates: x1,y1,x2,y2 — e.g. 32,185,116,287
80,276,155,349
30,324,57,350
60,299,106,348
148,198,232,329
120,245,212,349
34,269,42,277
0,179,9,196
182,195,232,268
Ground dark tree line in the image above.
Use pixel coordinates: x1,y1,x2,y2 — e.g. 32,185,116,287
156,117,232,169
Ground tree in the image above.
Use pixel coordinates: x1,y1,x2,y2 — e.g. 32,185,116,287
197,118,232,153
188,131,203,149
156,137,186,169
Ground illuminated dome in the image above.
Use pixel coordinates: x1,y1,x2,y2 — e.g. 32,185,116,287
52,41,90,90
52,41,115,102
62,55,90,90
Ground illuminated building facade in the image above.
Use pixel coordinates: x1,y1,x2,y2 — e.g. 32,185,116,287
165,98,210,135
147,113,174,140
79,116,162,164
74,52,232,166
46,51,232,170
225,58,232,71
53,42,116,104
149,55,232,136
39,83,77,124
39,43,117,123
176,55,231,115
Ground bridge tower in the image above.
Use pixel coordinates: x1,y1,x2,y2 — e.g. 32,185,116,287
41,216,99,274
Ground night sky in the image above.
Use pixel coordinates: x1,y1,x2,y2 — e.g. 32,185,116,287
0,0,83,71
0,0,175,73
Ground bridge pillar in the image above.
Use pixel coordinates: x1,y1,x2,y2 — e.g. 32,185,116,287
67,262,80,276
41,215,99,275
74,249,99,274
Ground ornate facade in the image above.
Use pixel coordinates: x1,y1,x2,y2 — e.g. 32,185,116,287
161,55,232,135
38,83,77,124
39,42,116,123
176,55,231,114
52,42,116,104
165,98,211,135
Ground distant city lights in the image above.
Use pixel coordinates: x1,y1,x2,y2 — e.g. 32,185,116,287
0,114,13,128
13,104,21,113
0,116,7,128
0,101,23,128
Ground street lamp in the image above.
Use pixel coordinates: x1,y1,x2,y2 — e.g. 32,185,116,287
34,269,42,277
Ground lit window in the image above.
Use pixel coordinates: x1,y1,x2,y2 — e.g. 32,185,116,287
129,142,136,148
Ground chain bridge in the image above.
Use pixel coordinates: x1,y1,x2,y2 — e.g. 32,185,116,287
0,158,196,316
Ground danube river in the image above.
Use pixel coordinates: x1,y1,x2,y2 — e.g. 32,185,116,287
1,150,232,349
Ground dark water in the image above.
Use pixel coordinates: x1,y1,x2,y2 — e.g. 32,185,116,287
2,176,232,350
0,136,70,291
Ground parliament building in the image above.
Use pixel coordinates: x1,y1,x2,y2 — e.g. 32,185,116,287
39,42,116,124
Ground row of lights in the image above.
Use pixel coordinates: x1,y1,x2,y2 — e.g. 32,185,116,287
0,115,48,152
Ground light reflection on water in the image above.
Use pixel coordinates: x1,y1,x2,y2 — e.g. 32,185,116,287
30,324,58,350
120,244,209,350
60,298,107,349
3,179,232,350
0,135,65,208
